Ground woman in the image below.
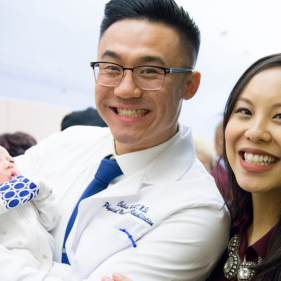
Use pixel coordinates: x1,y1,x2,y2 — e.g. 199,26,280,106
102,53,281,281
208,53,281,281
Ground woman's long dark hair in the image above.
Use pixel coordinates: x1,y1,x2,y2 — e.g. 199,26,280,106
221,53,281,281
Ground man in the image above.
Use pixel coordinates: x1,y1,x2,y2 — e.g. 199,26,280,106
0,0,229,280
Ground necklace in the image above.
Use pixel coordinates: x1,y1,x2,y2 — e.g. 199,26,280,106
223,234,262,281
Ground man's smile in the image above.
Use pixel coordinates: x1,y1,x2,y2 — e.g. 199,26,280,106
116,108,149,118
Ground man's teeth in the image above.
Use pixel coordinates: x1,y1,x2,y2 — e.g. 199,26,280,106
244,152,277,166
117,108,148,118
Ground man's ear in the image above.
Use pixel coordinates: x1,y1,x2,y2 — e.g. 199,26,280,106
182,71,201,100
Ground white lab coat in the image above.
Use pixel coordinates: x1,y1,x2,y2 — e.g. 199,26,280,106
0,123,230,281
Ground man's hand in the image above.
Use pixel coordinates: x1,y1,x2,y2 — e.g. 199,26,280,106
102,273,133,281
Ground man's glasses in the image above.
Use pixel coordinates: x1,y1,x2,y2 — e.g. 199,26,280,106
90,62,193,90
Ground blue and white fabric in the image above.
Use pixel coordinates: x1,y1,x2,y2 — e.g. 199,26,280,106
0,175,39,213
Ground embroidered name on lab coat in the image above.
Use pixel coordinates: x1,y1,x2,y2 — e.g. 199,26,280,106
103,201,154,226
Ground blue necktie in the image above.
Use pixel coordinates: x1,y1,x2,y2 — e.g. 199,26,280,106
62,156,123,264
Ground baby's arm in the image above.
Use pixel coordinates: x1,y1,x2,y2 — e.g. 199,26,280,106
31,176,61,231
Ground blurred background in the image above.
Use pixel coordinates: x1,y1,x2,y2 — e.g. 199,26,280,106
1,0,281,142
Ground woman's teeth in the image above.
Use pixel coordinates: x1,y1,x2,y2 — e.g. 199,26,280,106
244,152,277,166
117,108,148,118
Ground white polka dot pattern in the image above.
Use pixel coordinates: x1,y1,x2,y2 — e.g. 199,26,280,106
0,176,39,210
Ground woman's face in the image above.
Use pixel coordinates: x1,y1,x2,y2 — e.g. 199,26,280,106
225,67,281,195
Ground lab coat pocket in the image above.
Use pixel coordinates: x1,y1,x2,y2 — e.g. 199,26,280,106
69,216,141,279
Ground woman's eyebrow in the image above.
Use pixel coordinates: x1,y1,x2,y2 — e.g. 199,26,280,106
238,97,281,110
236,97,253,105
272,103,281,109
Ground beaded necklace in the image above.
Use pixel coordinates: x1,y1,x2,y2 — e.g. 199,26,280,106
223,234,262,281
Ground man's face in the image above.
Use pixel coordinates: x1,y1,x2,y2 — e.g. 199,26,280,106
95,19,198,155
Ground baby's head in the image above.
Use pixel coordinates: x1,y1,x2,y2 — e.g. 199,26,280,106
0,146,21,184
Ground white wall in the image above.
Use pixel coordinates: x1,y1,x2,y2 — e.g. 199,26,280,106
0,98,72,141
1,0,281,138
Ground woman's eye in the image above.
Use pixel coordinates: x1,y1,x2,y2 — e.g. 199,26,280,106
273,113,281,119
235,108,251,115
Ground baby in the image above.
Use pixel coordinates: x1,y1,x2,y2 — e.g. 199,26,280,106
0,145,63,273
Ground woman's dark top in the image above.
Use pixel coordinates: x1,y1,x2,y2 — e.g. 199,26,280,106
206,212,273,281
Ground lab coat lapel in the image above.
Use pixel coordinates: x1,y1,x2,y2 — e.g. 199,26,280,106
90,166,146,198
66,167,146,258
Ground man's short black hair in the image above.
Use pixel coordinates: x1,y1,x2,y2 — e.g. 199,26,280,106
100,0,200,66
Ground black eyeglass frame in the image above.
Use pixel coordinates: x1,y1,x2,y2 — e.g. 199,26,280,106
90,61,193,90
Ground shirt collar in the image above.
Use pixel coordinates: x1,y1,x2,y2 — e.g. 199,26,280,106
112,126,182,179
237,211,275,260
249,229,273,259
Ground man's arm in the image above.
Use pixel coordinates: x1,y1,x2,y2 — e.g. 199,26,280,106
0,204,229,281
86,206,230,281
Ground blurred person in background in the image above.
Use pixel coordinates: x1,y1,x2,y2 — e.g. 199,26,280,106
0,132,37,157
193,135,216,173
211,121,227,194
61,107,107,131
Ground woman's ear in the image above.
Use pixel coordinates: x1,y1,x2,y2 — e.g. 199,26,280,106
182,71,201,100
